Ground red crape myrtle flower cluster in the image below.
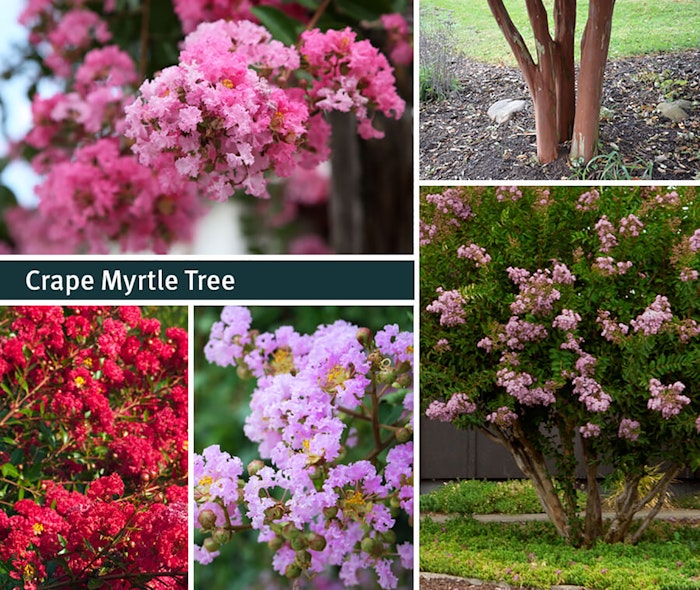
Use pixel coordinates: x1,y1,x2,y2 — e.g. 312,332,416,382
0,306,188,589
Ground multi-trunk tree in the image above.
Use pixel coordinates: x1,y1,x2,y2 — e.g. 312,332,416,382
487,0,616,164
421,185,699,546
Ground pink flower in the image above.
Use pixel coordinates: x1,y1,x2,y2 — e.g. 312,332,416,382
648,378,689,419
426,287,466,327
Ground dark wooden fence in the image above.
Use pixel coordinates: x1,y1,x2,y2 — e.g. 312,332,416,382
420,416,699,481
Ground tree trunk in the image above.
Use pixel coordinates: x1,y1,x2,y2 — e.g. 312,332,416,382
488,423,572,540
605,465,680,544
570,0,616,163
487,0,578,164
581,438,603,545
553,0,576,141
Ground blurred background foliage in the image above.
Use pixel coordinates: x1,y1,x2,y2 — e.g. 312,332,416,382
144,305,188,330
194,306,413,589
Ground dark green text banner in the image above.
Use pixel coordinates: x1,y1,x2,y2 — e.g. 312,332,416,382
0,260,413,300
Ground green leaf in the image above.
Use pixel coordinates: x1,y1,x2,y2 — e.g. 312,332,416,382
1,462,19,478
250,6,302,45
292,0,320,9
335,0,394,22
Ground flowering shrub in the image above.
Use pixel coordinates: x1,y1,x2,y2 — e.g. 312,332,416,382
1,0,412,254
195,307,414,589
421,186,699,546
0,306,188,588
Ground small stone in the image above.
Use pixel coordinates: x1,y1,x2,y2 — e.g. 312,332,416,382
487,99,527,123
657,100,692,122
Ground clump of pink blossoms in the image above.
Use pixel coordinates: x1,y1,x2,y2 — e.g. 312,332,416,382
126,19,405,201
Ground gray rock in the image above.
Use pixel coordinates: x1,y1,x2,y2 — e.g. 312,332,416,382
657,100,692,122
487,99,527,124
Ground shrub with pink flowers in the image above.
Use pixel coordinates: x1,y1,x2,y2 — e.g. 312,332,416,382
0,306,188,589
0,0,412,254
421,186,699,546
194,307,413,589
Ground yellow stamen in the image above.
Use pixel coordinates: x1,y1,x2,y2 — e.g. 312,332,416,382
345,490,365,506
221,79,234,89
74,375,86,387
33,522,44,535
198,475,213,487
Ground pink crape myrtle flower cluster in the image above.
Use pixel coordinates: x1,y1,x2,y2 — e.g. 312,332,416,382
6,0,411,254
195,307,413,589
125,20,405,201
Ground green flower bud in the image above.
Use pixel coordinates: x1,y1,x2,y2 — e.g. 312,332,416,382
247,459,266,476
197,509,217,530
395,427,412,443
307,532,327,552
285,563,302,579
290,535,308,551
212,527,232,545
203,537,220,553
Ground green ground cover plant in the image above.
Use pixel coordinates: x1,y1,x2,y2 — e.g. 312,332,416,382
420,0,700,65
421,516,700,590
420,480,545,514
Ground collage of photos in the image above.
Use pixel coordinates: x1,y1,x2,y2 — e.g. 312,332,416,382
0,0,698,589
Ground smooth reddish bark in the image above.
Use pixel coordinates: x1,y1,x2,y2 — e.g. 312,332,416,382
570,0,616,162
486,0,615,165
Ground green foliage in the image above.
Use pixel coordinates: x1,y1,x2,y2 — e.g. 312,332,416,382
421,516,700,590
420,479,545,515
569,149,654,181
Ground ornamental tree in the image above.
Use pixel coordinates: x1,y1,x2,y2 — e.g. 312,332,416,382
194,307,414,589
421,186,699,546
0,0,412,254
0,306,188,588
487,0,615,164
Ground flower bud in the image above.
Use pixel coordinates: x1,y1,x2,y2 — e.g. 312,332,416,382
307,533,327,552
395,427,412,443
268,536,284,550
290,535,308,551
236,364,252,380
212,527,232,545
197,509,217,530
203,537,220,553
295,549,311,568
247,459,265,476
285,563,302,579
360,537,376,554
356,327,373,348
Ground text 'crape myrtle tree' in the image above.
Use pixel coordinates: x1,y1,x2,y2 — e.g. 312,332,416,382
421,186,699,546
0,306,188,589
487,0,615,164
194,307,414,589
0,0,412,254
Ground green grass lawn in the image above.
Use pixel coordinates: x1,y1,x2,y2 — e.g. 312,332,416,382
421,517,700,590
420,0,700,65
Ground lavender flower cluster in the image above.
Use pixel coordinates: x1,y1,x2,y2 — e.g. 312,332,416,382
196,308,413,589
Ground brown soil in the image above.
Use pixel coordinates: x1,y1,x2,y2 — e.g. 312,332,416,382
419,50,700,181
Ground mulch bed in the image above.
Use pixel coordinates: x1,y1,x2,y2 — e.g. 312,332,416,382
419,50,700,181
